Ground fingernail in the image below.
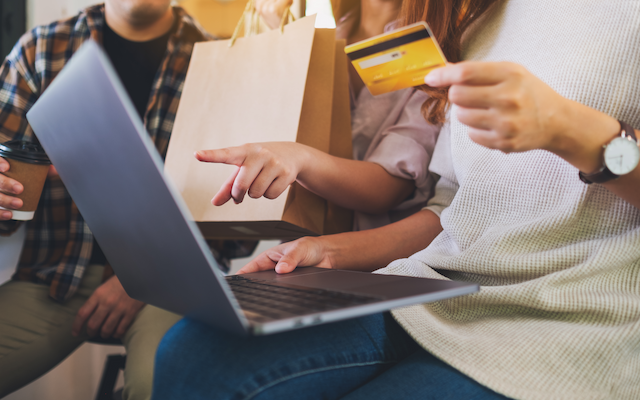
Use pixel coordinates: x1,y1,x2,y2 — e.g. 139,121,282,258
424,70,440,86
11,198,21,208
1,211,11,219
275,263,288,273
0,164,7,173
12,183,21,194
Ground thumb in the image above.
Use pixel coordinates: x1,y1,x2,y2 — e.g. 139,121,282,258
274,241,314,274
274,254,299,274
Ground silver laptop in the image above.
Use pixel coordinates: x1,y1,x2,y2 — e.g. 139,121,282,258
26,41,478,335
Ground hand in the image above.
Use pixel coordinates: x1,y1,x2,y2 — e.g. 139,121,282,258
195,142,310,206
0,157,24,220
425,61,575,153
255,0,293,30
47,164,59,177
425,61,620,172
238,236,333,274
72,275,145,339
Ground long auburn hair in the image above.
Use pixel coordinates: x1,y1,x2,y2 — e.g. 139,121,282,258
399,0,500,124
331,0,499,124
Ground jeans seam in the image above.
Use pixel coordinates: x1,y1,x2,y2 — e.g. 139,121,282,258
242,360,395,400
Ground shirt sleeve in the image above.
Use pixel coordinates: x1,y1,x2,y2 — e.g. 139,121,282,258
0,30,41,143
0,31,41,235
423,121,458,217
363,89,440,195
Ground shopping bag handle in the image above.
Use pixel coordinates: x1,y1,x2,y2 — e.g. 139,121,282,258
229,0,296,47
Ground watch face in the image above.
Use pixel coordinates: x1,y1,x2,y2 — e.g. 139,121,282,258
604,137,640,175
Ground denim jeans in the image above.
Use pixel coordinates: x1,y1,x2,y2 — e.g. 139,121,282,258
152,313,510,400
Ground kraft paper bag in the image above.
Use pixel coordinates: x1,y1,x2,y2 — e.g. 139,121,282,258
165,15,353,239
324,38,354,235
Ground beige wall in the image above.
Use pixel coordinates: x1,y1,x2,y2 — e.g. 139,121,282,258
26,0,99,29
180,0,247,38
180,0,305,39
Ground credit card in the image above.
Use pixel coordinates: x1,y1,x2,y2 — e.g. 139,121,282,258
345,22,447,96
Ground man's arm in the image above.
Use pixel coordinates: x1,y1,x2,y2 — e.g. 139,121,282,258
0,34,40,228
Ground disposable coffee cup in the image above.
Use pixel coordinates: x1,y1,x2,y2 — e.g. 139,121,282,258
0,140,51,220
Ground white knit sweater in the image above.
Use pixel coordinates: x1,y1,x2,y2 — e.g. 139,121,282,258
376,1,640,399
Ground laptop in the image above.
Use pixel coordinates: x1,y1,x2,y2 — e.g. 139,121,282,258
26,41,478,336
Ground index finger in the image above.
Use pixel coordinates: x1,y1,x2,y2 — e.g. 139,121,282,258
424,61,509,87
195,147,247,166
238,248,283,274
0,157,9,173
72,296,98,336
0,157,23,194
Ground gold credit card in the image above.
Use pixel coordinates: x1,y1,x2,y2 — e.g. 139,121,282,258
345,22,447,96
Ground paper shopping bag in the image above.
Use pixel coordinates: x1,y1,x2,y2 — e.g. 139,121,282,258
165,15,353,240
324,38,354,235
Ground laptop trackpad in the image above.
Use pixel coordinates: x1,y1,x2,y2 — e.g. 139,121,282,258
244,267,406,292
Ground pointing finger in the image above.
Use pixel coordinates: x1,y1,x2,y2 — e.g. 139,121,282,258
195,147,247,166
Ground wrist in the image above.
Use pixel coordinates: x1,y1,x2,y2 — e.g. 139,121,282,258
579,121,640,184
296,145,324,185
319,232,351,270
548,99,620,173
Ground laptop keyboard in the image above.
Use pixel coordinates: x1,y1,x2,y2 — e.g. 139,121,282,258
226,275,381,321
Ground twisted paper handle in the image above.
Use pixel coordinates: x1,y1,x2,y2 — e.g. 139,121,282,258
229,0,296,46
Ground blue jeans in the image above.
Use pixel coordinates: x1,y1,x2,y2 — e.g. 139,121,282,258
153,313,510,400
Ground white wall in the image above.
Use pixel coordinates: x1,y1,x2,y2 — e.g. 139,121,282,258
0,225,24,283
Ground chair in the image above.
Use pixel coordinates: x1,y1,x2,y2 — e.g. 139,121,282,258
87,337,127,400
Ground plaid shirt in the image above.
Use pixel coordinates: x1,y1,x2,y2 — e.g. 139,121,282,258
0,4,212,302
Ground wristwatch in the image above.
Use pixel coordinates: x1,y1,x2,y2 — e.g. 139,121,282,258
579,120,640,184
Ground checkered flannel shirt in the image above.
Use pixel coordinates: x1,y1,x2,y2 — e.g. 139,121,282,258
0,4,212,302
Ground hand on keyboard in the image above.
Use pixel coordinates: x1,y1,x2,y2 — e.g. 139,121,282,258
238,236,333,275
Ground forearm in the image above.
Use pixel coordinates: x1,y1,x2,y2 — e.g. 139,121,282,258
319,209,442,272
551,100,640,209
428,62,640,210
297,146,414,214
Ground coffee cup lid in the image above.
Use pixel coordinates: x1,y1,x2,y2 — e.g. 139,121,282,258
0,140,51,165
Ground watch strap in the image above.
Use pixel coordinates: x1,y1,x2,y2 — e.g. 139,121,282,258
621,120,638,142
579,120,637,184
